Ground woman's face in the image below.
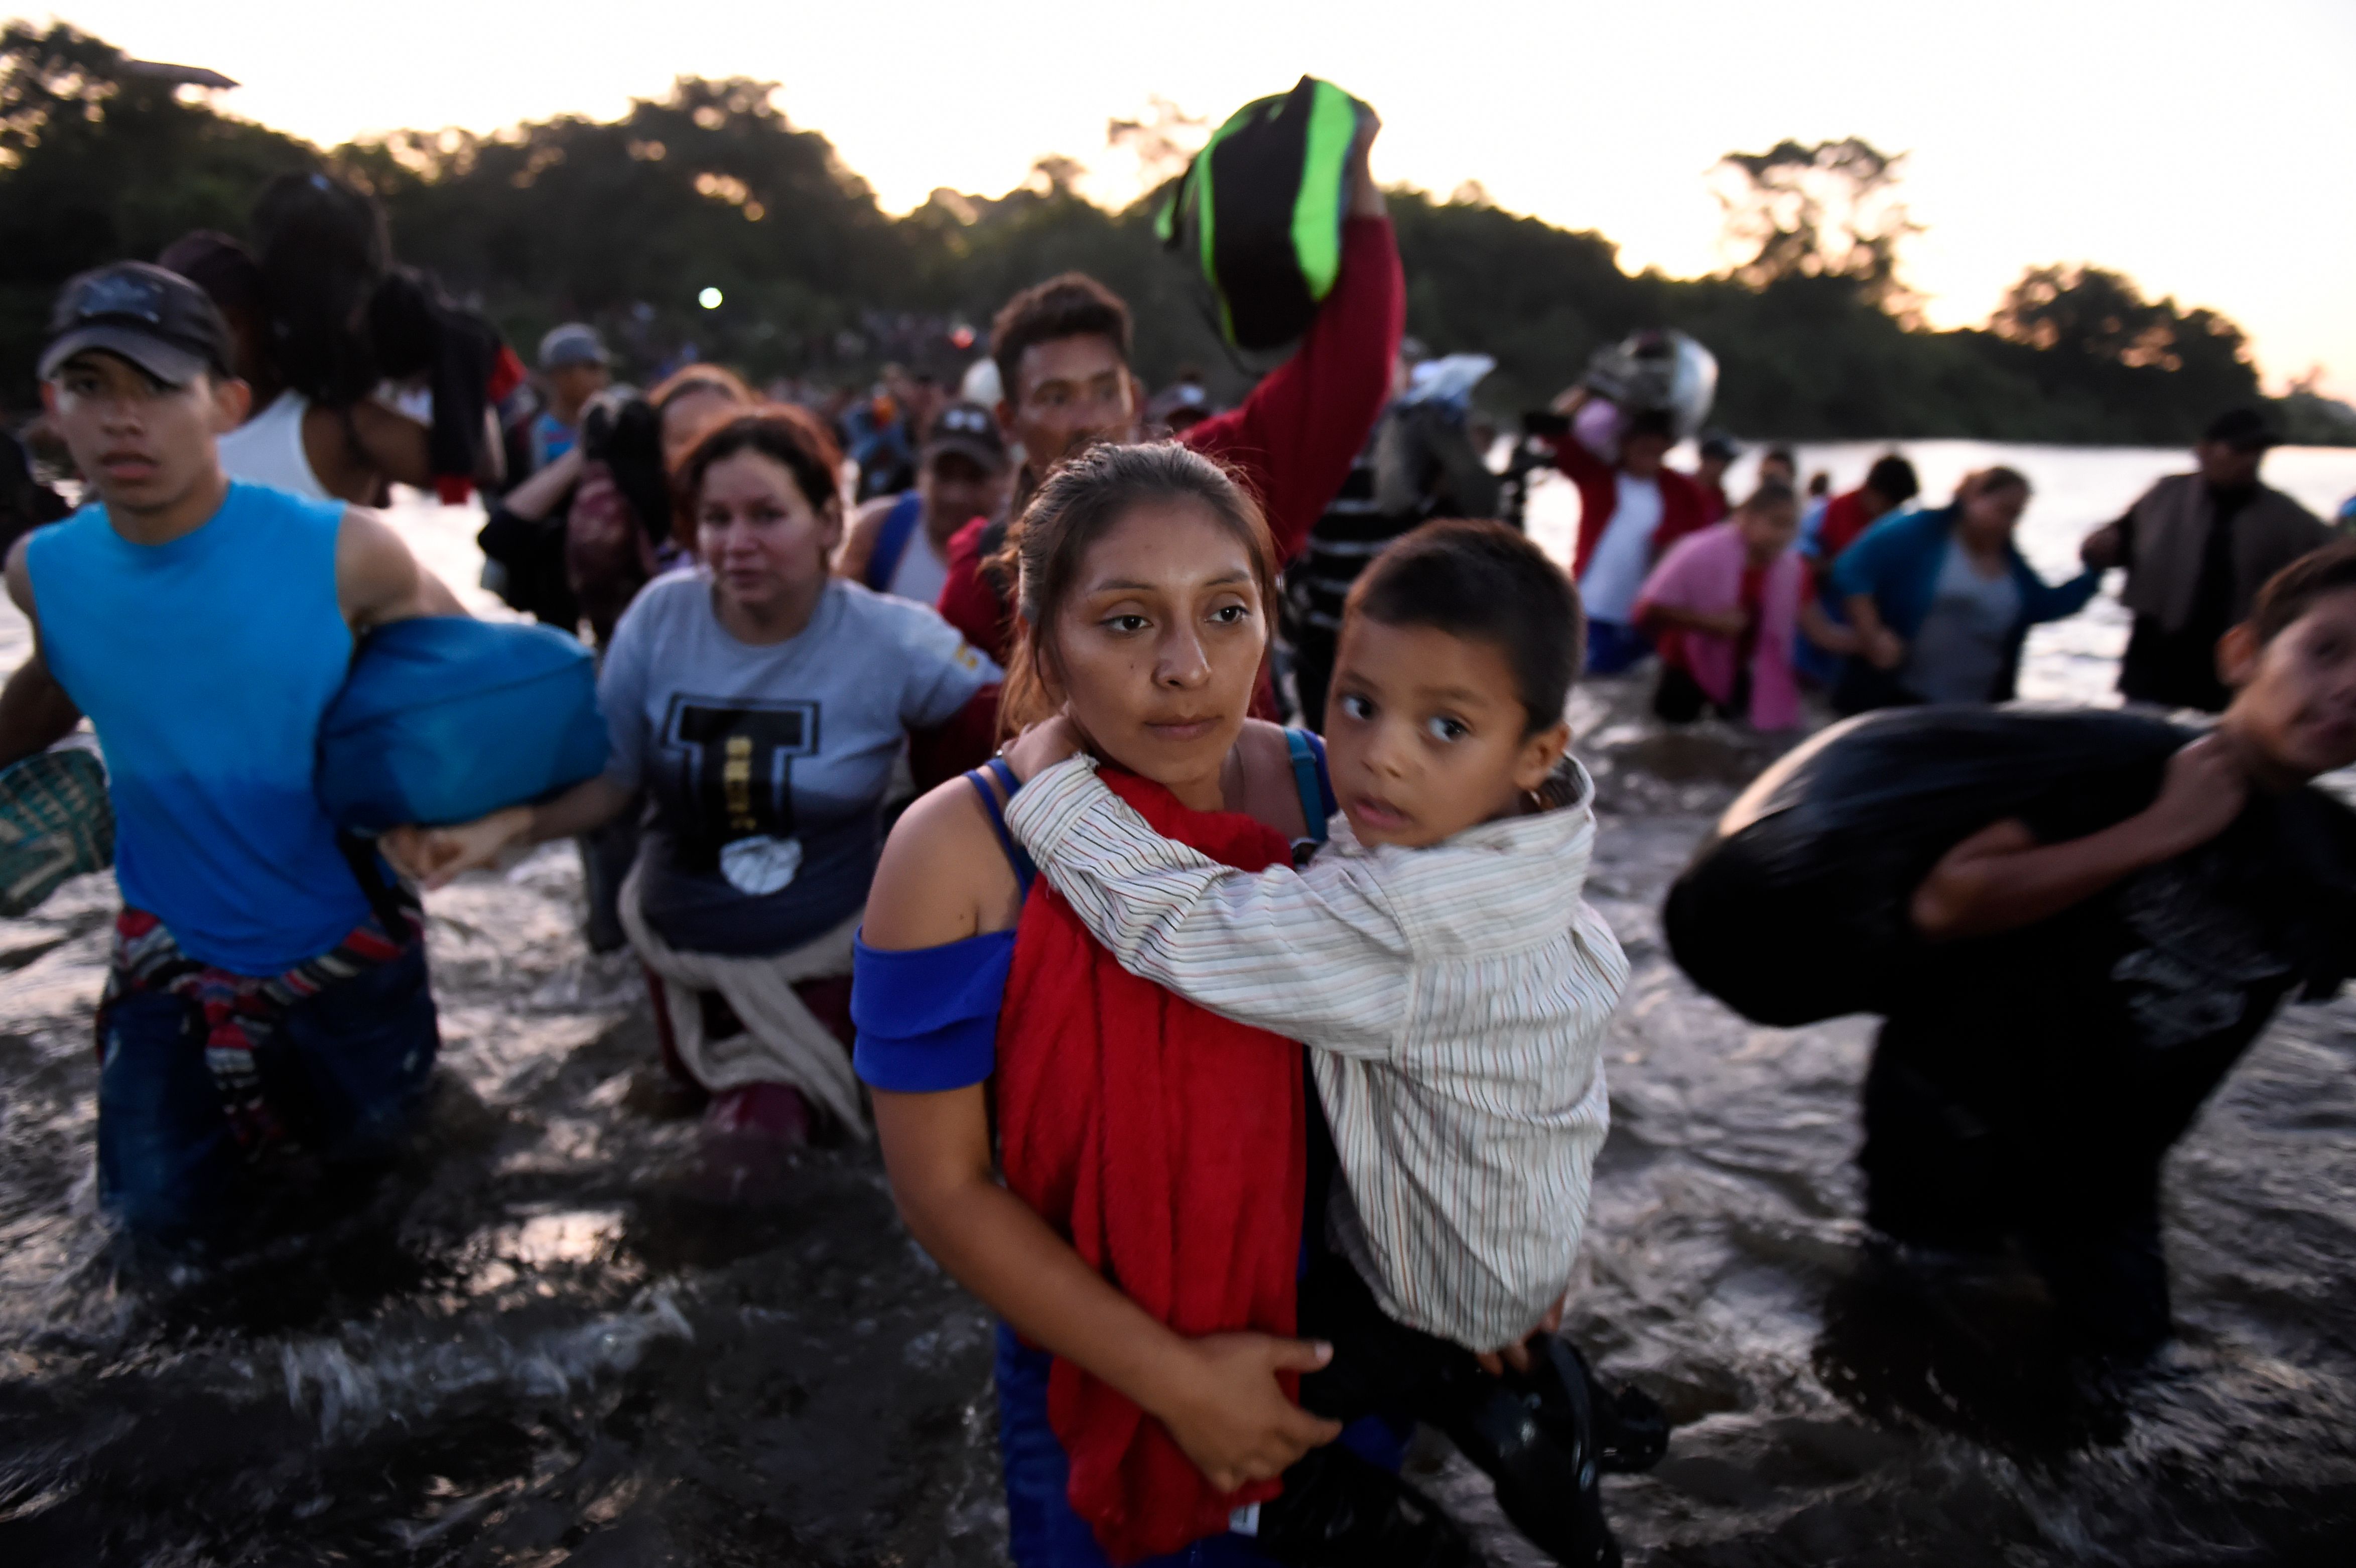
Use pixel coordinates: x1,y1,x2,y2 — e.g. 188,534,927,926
662,385,745,471
697,450,840,617
1959,483,2029,545
1737,499,1800,562
1042,498,1265,793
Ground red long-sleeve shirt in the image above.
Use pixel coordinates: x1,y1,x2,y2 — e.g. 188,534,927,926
1547,433,1713,583
938,216,1407,668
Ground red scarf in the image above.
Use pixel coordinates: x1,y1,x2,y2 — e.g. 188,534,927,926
995,768,1307,1563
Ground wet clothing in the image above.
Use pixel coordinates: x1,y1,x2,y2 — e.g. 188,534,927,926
97,936,437,1238
996,768,1308,1561
26,483,370,973
619,875,867,1131
936,216,1407,667
1901,545,2022,705
2113,475,2329,712
1828,505,2100,710
1861,750,2356,1348
98,896,425,1154
856,745,1339,1566
1635,522,1807,731
597,570,998,958
1584,617,1652,678
1006,755,1624,1353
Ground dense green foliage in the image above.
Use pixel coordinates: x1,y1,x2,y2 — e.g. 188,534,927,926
5,22,2348,445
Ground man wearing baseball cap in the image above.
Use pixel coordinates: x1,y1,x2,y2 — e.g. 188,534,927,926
835,399,1011,607
2082,406,2330,711
0,260,464,1242
527,322,611,472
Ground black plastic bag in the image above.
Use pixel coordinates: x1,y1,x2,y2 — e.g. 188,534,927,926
1663,705,2190,1025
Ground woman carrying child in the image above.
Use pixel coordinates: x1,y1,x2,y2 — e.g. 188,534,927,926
997,518,1654,1565
1632,478,1856,729
855,446,1485,1567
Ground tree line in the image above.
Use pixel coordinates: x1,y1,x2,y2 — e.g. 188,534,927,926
5,21,2349,446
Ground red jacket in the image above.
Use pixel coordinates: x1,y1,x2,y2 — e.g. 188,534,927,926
1547,434,1712,583
1814,488,1877,564
938,216,1407,669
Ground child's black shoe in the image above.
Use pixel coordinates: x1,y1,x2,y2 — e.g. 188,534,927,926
1253,1442,1483,1568
1430,1347,1620,1568
1529,1335,1668,1475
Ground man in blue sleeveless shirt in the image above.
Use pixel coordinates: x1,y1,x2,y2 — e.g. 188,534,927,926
0,263,463,1240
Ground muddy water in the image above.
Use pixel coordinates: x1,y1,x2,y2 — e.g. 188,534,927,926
8,451,2356,1564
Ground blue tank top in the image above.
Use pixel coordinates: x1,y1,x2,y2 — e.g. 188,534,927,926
28,482,370,973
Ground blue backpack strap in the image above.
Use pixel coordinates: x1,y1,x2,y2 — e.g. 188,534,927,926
865,491,924,592
1284,728,1332,845
963,758,1036,896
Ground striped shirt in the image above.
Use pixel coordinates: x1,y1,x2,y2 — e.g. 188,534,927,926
1004,754,1628,1352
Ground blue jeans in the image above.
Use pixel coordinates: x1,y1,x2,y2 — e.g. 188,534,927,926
1585,618,1652,676
97,941,440,1237
995,1324,1410,1567
997,1324,1287,1568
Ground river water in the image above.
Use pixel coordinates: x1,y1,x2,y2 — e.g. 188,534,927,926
6,444,2356,1565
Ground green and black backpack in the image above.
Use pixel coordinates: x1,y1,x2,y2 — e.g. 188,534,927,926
1158,76,1367,356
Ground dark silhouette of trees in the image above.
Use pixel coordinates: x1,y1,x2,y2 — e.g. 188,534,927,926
1982,264,2264,443
1711,138,1922,315
0,22,312,382
0,23,2330,445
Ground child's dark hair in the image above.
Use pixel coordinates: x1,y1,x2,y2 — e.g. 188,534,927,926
995,441,1275,734
1864,454,1920,505
2250,539,2356,646
992,274,1133,403
1346,520,1583,735
674,406,844,533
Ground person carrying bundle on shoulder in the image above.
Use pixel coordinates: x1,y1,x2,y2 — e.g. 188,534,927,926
1541,386,1712,678
1669,540,2356,1360
0,263,464,1243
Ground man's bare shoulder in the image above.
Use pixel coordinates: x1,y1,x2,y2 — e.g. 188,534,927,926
5,533,37,618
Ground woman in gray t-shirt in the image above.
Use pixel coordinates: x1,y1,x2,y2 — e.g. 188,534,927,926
399,407,999,1143
1833,467,2101,711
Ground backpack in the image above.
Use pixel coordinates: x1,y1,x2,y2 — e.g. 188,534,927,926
1159,76,1367,355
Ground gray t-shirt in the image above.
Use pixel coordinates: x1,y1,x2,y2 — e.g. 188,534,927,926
1904,542,2021,704
600,570,1000,955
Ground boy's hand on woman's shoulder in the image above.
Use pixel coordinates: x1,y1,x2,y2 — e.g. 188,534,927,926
1005,713,1086,784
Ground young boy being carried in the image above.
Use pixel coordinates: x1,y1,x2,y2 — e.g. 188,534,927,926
1003,520,1656,1567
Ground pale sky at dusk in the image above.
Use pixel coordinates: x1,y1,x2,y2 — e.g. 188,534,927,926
34,0,2356,400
